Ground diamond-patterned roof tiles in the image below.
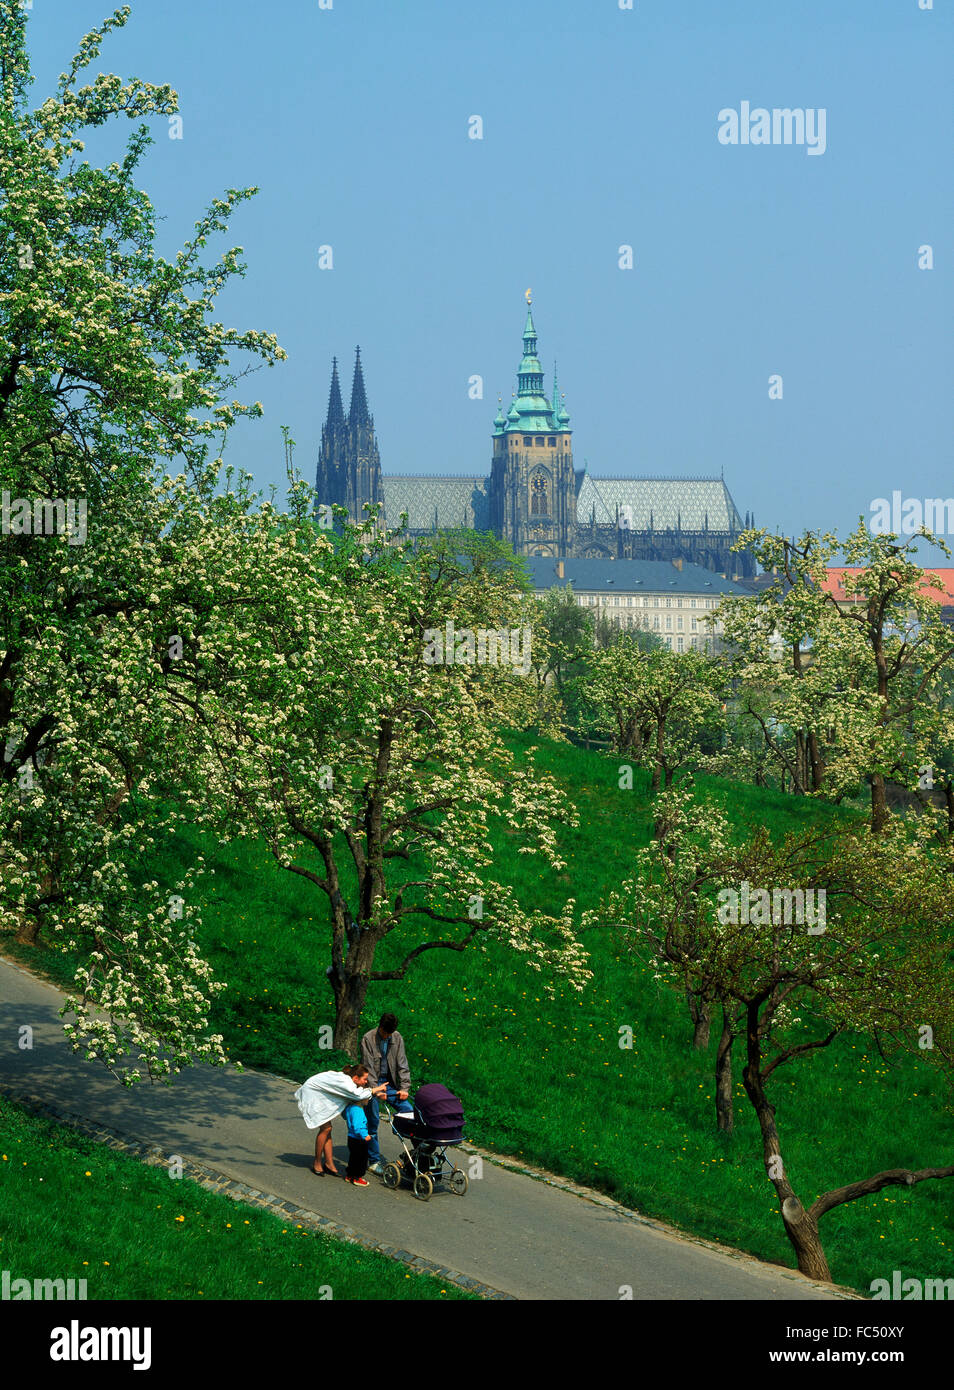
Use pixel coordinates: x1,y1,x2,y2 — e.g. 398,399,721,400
576,476,742,531
382,475,491,531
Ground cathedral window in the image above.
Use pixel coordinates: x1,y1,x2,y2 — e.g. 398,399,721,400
691,618,698,631
524,436,533,446
536,436,545,446
653,616,660,629
677,637,684,652
548,437,556,447
677,617,683,630
665,617,672,631
530,471,550,516
666,597,672,608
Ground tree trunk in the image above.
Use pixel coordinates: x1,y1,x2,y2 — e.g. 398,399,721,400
795,732,807,796
715,1008,734,1132
652,715,665,792
870,772,889,835
741,1002,833,1280
779,1195,831,1281
688,993,710,1049
328,915,380,1057
870,625,891,836
15,913,40,945
330,968,369,1057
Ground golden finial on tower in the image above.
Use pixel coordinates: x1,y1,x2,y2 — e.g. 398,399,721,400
525,288,532,305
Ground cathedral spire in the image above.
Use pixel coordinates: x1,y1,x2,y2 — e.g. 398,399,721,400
317,344,383,525
325,356,345,432
515,299,547,408
349,346,370,426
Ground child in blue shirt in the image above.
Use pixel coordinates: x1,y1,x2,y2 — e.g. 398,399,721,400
343,1099,372,1186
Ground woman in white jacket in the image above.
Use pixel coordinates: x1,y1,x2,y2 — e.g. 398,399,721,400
294,1063,387,1176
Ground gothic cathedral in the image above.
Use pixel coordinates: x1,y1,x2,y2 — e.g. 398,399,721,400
315,300,756,579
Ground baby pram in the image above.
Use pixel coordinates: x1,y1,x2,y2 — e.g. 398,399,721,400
380,1083,469,1202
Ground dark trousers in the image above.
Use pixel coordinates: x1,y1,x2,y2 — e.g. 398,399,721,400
346,1136,369,1180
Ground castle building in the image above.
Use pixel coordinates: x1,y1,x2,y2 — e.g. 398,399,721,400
316,303,756,579
527,556,751,655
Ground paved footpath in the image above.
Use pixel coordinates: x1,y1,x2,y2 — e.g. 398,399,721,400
0,954,858,1301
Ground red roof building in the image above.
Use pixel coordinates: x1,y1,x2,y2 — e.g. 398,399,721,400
822,567,954,623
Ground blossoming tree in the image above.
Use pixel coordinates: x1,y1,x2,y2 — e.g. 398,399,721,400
0,3,284,1079
719,524,954,831
194,504,591,1054
587,787,954,1281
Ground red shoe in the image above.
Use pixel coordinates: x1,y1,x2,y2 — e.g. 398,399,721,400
346,1176,370,1186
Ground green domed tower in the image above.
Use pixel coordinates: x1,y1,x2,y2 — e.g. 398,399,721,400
489,296,576,557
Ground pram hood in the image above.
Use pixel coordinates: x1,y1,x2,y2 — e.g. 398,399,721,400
399,1083,465,1141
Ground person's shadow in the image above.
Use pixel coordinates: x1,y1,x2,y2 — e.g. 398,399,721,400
276,1141,353,1173
275,1150,316,1171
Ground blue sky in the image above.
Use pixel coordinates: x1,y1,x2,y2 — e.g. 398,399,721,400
26,0,954,555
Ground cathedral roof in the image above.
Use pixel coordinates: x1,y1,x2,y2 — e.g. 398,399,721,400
576,475,743,532
381,475,491,531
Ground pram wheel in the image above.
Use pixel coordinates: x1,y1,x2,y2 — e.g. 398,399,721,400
449,1168,468,1196
381,1162,401,1189
413,1173,433,1202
